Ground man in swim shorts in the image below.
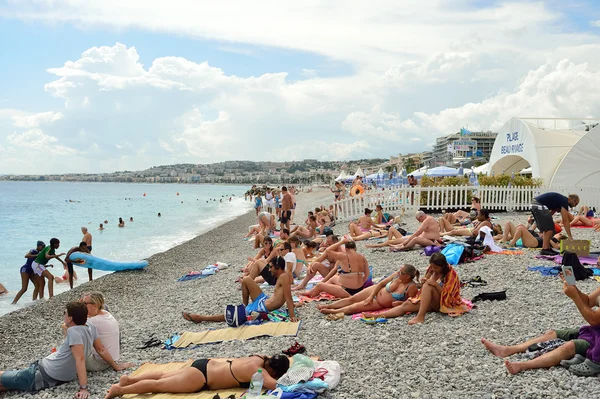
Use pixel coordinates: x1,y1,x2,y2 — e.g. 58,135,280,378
81,227,93,281
531,192,578,256
280,186,293,231
182,257,298,323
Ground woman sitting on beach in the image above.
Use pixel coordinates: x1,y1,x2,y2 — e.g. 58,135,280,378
242,236,274,275
245,211,275,238
318,264,419,315
302,240,319,259
81,292,123,372
104,354,289,399
297,237,369,299
364,253,468,325
374,205,392,225
290,215,317,239
118,217,125,227
438,209,494,237
347,209,388,241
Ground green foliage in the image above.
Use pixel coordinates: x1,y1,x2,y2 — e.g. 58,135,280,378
478,175,542,187
420,175,470,187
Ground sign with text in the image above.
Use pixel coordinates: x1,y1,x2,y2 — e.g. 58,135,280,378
560,239,591,257
452,140,477,152
501,131,525,155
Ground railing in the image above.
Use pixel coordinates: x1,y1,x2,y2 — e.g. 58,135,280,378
332,185,600,221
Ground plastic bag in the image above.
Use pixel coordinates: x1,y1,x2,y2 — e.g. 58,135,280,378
441,244,464,265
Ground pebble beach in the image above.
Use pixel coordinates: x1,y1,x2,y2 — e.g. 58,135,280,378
2,187,600,399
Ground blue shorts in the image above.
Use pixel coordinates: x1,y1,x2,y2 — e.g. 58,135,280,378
20,265,33,274
245,292,269,314
1,363,40,391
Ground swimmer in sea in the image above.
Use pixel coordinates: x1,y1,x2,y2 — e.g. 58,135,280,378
104,220,109,224
129,217,134,222
158,213,161,217
62,242,89,289
99,223,104,230
118,217,125,227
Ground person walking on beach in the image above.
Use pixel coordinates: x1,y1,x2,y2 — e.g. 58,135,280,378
81,227,93,281
280,186,293,232
32,238,67,299
11,241,45,305
531,192,579,256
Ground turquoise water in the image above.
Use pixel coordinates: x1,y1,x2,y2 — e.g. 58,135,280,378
0,182,251,315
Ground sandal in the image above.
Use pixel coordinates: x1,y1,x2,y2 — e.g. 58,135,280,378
568,358,600,376
560,354,585,368
137,335,163,349
182,311,201,324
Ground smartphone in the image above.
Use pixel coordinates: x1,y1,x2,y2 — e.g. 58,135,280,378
562,265,576,285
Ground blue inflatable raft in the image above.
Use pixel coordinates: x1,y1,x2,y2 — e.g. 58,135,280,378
69,253,148,272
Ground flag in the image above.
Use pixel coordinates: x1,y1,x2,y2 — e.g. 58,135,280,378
460,127,472,136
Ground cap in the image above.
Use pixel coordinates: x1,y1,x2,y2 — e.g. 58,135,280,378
37,241,45,247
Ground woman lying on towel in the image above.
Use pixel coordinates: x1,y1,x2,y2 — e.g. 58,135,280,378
439,209,499,237
348,208,388,241
296,237,369,299
364,253,469,325
497,222,563,249
103,354,290,399
318,264,419,315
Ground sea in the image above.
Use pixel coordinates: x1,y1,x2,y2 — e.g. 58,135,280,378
0,181,252,316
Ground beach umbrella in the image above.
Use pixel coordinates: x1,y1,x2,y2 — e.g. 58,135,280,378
401,167,408,186
412,166,459,178
457,163,464,176
469,170,480,186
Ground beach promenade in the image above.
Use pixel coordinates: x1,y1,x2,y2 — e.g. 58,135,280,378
1,187,600,398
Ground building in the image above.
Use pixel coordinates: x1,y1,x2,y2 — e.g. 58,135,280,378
388,151,432,170
432,131,497,166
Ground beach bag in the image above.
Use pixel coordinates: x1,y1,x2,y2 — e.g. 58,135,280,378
424,245,441,256
471,290,507,302
441,244,464,265
562,251,592,281
322,227,333,236
225,304,247,327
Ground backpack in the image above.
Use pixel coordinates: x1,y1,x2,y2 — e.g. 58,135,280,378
225,304,247,327
561,251,592,281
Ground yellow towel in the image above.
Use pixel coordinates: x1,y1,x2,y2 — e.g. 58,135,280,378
123,360,245,399
173,322,301,348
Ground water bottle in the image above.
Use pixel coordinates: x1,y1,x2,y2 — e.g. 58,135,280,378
246,368,264,398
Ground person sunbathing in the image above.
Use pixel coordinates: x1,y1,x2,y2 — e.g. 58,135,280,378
289,236,309,277
364,253,467,325
293,235,342,291
498,222,562,249
290,215,317,239
374,205,392,224
481,278,600,375
439,209,493,237
103,354,290,399
183,257,298,323
296,238,369,299
318,264,419,315
364,225,407,248
302,240,319,260
241,236,274,276
348,208,384,236
389,211,441,251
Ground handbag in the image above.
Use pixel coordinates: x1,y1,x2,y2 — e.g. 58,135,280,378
471,290,507,302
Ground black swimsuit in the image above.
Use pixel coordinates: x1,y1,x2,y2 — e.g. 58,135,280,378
192,355,265,391
339,252,366,295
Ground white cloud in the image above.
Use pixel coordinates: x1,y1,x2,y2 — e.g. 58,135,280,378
7,129,58,147
591,20,600,28
11,111,64,128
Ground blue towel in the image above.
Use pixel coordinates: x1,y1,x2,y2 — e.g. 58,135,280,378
527,266,561,276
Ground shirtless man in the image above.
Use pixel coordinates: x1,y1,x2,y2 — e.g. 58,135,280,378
182,257,298,322
81,227,93,281
280,186,293,232
390,211,440,251
290,215,317,239
293,235,343,291
64,242,90,289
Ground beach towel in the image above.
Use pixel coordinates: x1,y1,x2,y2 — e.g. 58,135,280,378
351,308,391,320
122,360,245,399
479,226,503,253
296,292,338,304
172,322,301,348
487,249,525,255
536,255,599,265
528,266,562,276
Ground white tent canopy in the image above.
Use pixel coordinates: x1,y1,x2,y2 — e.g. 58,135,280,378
551,124,600,186
353,167,365,177
488,118,589,185
472,163,489,175
334,170,349,181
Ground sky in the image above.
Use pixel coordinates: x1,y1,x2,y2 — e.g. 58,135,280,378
1,0,600,174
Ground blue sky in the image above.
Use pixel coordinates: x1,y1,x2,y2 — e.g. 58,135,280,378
1,0,600,174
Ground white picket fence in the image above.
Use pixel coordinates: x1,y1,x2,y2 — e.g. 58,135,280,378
332,185,600,221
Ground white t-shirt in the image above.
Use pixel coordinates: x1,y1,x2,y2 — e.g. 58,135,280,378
87,312,120,362
283,252,297,274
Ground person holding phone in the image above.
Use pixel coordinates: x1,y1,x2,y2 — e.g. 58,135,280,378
481,280,600,376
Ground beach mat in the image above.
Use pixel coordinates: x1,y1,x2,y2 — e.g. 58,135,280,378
123,360,245,399
173,322,301,347
297,292,338,304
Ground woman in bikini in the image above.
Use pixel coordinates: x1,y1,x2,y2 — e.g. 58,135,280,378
498,222,563,249
318,264,419,315
103,354,289,398
374,205,392,225
241,236,275,277
364,253,467,325
289,236,309,276
348,208,387,241
297,238,369,299
438,209,493,237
